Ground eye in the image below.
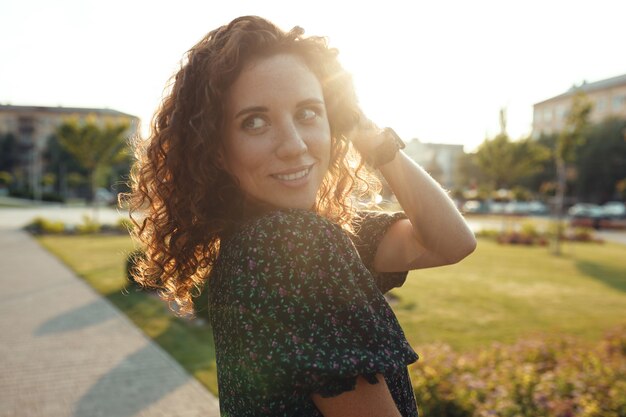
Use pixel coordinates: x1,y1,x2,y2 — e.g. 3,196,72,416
296,107,321,122
241,115,269,131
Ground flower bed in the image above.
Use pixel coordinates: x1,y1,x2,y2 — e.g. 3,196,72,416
411,326,626,417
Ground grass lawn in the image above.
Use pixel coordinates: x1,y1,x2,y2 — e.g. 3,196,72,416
38,234,626,396
392,238,626,351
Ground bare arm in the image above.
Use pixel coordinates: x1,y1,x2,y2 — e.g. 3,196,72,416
352,123,477,272
311,374,403,417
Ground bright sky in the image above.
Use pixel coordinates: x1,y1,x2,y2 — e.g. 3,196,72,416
2,0,625,151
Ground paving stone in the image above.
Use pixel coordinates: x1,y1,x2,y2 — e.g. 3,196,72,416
0,230,221,417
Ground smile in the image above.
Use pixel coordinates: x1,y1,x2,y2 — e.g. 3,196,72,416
272,166,312,181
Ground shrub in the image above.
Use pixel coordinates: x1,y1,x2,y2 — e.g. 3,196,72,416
475,229,500,239
76,215,101,234
411,326,626,417
24,217,65,234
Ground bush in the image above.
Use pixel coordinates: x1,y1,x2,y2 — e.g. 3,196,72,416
24,217,65,234
411,326,626,417
76,215,101,234
475,229,500,239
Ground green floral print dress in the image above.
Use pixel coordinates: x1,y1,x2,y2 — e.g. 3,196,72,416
208,208,419,416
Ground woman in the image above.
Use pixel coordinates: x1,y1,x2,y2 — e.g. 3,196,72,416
128,16,476,417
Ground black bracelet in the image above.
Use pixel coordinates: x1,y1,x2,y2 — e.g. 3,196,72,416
364,128,406,169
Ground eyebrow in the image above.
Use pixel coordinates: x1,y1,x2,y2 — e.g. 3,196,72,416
234,98,325,119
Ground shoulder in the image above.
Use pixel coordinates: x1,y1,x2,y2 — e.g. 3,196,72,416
214,209,364,290
224,209,351,254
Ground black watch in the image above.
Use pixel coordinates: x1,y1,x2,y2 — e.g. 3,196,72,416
365,128,405,169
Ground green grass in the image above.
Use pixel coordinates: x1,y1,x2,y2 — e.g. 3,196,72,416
391,239,626,351
37,234,626,396
37,235,219,396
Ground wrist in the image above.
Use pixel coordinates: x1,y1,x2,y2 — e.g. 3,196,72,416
362,128,406,169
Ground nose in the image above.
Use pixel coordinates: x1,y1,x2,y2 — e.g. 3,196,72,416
275,120,307,159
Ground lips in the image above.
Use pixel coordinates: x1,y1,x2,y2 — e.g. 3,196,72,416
271,165,313,182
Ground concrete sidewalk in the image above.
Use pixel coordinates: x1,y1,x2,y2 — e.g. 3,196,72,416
0,229,220,417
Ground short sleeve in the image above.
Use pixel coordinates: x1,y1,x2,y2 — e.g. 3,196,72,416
210,209,418,405
351,211,410,294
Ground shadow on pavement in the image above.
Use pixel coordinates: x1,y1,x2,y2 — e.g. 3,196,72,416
35,299,117,336
72,343,188,417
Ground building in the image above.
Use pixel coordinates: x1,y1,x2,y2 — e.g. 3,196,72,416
532,73,626,138
0,104,139,199
403,139,465,190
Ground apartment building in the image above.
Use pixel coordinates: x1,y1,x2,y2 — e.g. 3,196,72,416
532,73,626,138
403,139,464,190
0,104,139,198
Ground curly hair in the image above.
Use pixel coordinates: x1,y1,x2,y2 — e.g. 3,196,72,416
126,16,380,315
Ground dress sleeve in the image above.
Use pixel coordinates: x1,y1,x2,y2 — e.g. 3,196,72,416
213,209,418,402
351,211,410,294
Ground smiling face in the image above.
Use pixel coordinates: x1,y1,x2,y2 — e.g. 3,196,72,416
222,53,331,210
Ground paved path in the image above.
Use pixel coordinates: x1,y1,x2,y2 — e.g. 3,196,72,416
0,229,221,417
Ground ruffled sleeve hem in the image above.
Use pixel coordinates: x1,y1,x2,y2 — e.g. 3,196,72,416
307,349,418,398
315,372,381,398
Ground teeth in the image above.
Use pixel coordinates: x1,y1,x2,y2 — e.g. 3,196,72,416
275,168,310,181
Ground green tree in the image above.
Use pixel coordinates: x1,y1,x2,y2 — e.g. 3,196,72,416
55,117,130,204
575,117,626,202
554,92,592,255
474,109,550,190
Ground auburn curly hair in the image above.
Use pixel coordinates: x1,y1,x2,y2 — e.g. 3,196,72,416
126,16,380,315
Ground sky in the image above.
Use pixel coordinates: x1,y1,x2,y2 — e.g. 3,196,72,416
1,0,625,152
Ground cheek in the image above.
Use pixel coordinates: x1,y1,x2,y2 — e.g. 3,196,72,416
225,138,268,178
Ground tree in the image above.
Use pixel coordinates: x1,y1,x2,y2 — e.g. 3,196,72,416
574,117,626,202
55,117,130,204
553,92,592,255
474,109,550,190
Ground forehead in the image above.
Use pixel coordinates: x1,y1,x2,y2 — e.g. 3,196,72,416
226,54,325,109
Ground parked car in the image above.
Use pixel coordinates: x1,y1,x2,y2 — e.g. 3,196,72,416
602,201,626,219
501,200,549,215
461,200,487,214
567,203,604,218
527,201,549,215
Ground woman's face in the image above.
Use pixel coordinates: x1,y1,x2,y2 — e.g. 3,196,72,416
222,53,331,210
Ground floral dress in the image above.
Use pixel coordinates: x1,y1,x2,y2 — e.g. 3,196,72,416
208,208,419,416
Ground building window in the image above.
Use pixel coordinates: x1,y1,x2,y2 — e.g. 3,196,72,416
556,105,567,120
596,98,606,112
543,108,553,122
534,109,542,123
18,116,35,135
613,95,625,110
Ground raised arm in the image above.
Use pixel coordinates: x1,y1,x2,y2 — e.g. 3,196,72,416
351,122,477,272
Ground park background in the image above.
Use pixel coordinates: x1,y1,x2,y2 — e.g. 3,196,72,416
1,0,626,416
